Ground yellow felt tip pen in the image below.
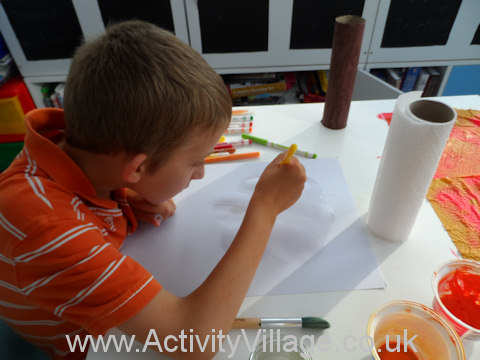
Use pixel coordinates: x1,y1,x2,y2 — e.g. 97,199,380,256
281,144,297,165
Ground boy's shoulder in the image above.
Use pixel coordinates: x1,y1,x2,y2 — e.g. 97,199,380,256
0,155,94,236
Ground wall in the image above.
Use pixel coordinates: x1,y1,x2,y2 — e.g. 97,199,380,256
442,65,480,96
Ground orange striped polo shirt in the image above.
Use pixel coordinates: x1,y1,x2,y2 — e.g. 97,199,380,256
0,108,162,359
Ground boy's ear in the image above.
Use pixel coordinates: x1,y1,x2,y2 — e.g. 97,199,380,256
122,153,148,184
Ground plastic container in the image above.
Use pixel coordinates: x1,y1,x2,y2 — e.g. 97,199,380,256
432,259,480,340
367,300,465,359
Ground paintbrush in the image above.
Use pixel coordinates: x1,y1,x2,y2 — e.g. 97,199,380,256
232,317,330,329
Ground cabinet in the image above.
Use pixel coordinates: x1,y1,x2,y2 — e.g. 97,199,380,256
367,0,480,66
0,0,189,107
0,0,479,108
185,0,379,73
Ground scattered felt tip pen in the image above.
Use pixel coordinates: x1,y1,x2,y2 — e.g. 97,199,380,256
231,115,254,122
211,147,236,154
216,139,252,148
214,143,234,150
232,317,330,329
232,109,250,116
205,151,260,164
242,134,317,159
228,121,253,128
225,127,253,134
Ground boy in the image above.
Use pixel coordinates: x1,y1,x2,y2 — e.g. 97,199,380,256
0,21,306,359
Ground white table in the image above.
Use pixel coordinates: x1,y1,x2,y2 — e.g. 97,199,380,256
87,95,480,360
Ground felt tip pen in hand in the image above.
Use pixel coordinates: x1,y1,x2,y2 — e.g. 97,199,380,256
242,134,317,159
281,144,297,165
232,317,330,329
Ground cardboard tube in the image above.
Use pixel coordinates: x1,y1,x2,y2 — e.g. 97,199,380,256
322,15,366,130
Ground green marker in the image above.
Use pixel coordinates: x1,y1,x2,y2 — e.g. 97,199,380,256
242,134,317,159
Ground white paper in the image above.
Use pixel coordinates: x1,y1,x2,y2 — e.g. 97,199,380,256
121,158,385,296
367,92,457,242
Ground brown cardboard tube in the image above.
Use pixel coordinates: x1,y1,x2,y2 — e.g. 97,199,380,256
322,15,366,130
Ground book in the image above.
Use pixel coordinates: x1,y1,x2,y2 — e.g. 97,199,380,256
400,67,421,92
222,72,279,83
370,69,388,83
413,68,430,92
422,67,441,97
317,70,328,93
229,80,287,99
386,68,403,89
54,83,64,108
295,71,326,103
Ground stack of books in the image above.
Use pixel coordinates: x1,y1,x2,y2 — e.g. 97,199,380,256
371,67,442,97
223,72,293,106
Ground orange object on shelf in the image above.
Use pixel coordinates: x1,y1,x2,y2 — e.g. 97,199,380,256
0,77,36,135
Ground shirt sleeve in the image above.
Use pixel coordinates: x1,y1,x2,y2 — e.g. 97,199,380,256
13,218,162,336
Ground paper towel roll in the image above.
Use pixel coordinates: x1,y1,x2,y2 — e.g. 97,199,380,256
367,92,456,242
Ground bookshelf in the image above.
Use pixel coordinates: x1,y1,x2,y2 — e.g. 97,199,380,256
0,0,478,107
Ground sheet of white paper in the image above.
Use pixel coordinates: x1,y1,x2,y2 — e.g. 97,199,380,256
121,158,386,297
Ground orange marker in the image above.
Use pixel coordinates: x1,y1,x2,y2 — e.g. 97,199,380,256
232,109,249,116
205,152,260,164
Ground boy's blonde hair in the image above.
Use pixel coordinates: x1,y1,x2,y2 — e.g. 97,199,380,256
63,20,232,172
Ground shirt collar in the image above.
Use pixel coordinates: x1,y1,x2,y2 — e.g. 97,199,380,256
25,108,119,209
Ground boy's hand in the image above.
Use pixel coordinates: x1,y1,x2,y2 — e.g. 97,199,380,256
126,189,176,226
252,153,306,215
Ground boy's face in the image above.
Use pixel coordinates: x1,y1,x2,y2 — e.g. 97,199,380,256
131,126,225,205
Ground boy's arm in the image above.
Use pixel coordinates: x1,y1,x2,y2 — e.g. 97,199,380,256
118,154,306,359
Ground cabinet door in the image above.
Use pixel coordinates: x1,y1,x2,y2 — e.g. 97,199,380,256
185,0,380,73
0,0,189,77
367,0,480,65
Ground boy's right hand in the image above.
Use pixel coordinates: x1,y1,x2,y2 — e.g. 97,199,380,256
251,153,306,216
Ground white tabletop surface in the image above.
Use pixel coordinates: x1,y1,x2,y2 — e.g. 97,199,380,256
87,95,480,360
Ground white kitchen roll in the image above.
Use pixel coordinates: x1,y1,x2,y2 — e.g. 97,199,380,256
367,92,456,242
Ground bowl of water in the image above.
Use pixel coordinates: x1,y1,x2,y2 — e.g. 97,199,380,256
367,300,465,359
